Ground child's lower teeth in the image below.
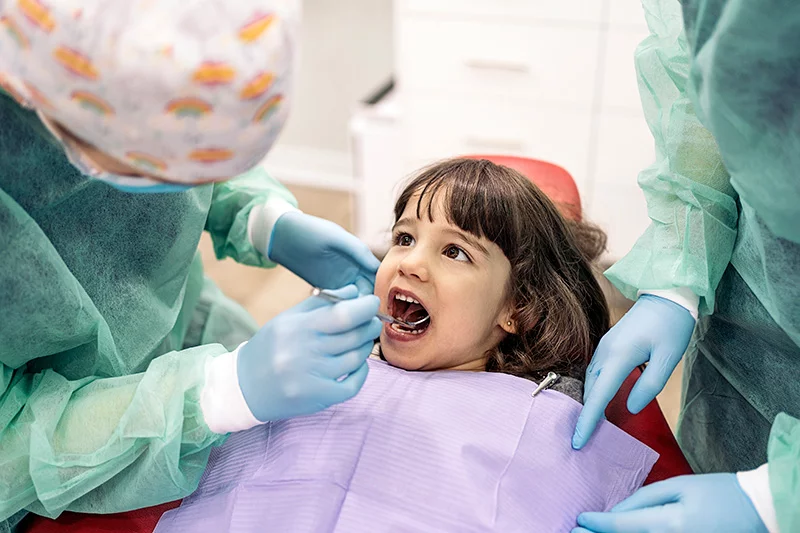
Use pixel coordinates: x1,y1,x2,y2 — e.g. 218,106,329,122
391,322,422,335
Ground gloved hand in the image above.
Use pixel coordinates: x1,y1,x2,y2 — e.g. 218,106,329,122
572,473,769,533
269,211,380,295
572,295,695,449
238,285,382,422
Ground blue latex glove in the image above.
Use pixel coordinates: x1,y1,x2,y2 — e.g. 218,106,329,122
269,211,380,295
238,285,382,422
572,295,695,449
572,473,768,533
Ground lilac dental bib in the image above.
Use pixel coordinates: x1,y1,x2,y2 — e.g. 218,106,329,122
156,360,657,533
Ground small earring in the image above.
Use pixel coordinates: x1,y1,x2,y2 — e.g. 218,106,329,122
506,321,512,327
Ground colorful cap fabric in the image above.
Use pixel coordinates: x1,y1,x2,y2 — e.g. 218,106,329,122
0,0,299,184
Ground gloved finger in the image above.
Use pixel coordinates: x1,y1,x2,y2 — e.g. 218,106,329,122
309,294,381,334
326,361,370,404
610,477,686,512
315,340,374,380
570,528,596,533
329,231,380,275
573,361,634,449
577,506,675,533
317,284,360,301
581,334,616,404
626,360,676,414
316,324,381,367
355,274,375,296
338,361,369,402
292,284,360,314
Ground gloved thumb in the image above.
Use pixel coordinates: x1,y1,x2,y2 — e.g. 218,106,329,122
292,284,360,314
309,293,381,334
355,275,375,296
626,350,680,414
331,230,380,275
610,476,686,512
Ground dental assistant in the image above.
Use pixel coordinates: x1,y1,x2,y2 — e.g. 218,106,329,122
0,1,382,529
570,1,800,532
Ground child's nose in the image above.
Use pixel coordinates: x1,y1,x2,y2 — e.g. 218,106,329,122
397,248,429,282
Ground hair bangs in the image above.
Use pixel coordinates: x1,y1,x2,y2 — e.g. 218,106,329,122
396,159,519,256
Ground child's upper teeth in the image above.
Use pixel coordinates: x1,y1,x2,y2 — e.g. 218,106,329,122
394,293,420,304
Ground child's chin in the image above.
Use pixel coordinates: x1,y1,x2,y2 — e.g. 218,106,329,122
381,349,426,371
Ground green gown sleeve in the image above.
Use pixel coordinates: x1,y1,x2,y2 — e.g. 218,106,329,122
681,0,800,529
0,188,229,522
204,166,298,268
618,1,800,527
768,413,800,533
604,0,739,316
0,349,227,520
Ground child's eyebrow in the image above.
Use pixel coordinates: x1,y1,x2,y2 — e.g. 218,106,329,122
441,228,489,257
392,217,414,229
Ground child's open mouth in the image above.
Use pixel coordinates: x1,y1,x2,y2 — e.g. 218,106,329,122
388,289,431,336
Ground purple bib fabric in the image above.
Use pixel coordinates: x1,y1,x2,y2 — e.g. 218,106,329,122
156,360,657,533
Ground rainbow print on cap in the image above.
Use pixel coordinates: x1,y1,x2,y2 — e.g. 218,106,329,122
17,0,55,33
189,148,234,164
54,46,99,80
71,90,114,116
193,61,236,86
239,13,275,43
165,97,213,118
24,82,52,109
1,15,29,49
126,151,168,173
253,94,282,124
240,72,275,101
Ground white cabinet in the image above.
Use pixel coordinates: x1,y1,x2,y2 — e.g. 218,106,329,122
406,97,594,189
352,0,658,260
400,0,605,25
600,28,650,111
593,114,655,188
398,18,602,106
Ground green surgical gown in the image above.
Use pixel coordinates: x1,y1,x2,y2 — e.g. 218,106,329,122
605,1,800,531
0,92,297,528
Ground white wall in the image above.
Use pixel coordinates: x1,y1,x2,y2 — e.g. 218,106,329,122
275,0,394,152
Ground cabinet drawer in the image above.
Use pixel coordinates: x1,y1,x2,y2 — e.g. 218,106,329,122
588,184,650,260
404,95,593,188
607,0,649,28
601,27,651,111
399,0,604,25
398,17,601,106
593,112,655,187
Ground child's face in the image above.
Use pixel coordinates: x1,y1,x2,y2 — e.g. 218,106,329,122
374,193,514,371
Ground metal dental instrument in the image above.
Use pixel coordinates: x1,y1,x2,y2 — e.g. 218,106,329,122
532,372,560,397
311,287,430,329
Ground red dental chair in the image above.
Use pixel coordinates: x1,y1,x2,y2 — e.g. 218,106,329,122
21,155,692,533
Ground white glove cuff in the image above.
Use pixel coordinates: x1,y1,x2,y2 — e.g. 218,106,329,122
200,344,262,435
637,287,699,320
248,198,301,258
737,464,780,533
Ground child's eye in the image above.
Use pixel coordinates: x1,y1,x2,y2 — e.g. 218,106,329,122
444,245,470,262
394,232,415,247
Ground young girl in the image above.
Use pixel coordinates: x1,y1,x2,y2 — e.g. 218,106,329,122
155,159,656,533
375,157,609,402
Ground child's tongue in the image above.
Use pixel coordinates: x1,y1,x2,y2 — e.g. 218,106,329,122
401,302,428,323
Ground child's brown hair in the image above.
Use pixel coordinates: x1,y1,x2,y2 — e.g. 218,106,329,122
394,158,609,382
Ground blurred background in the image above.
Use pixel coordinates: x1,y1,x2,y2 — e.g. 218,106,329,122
198,0,682,429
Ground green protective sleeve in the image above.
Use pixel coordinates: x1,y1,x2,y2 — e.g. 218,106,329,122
0,92,252,523
0,346,228,521
205,165,298,268
768,413,800,533
604,0,739,316
680,0,800,246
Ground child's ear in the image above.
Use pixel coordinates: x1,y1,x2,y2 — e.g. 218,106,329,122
500,313,517,334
